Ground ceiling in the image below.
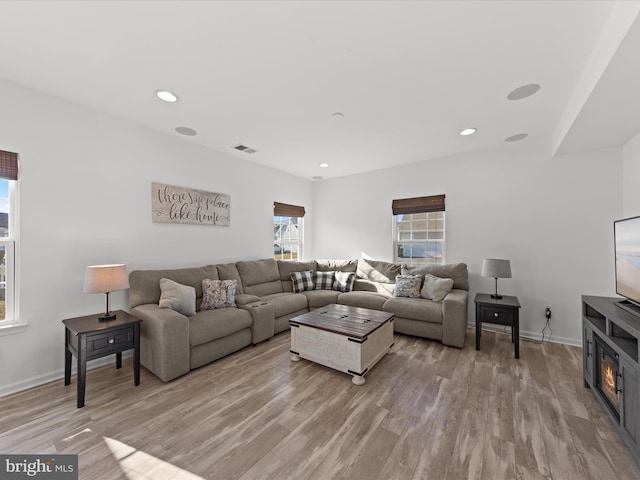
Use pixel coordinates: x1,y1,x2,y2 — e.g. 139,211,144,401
1,1,639,180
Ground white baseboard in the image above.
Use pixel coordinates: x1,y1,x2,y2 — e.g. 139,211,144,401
0,351,133,398
468,322,582,347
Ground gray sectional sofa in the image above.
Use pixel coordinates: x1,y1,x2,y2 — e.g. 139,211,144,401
129,258,469,382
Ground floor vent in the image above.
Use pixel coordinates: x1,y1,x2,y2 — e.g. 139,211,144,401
234,144,257,154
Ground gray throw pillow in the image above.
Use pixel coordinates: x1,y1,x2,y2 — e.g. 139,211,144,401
422,274,454,301
159,278,196,316
394,274,422,298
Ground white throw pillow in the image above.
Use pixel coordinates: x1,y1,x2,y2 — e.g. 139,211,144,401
159,278,196,316
421,274,454,302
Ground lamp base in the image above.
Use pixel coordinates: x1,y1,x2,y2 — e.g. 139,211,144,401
490,294,503,300
98,312,117,321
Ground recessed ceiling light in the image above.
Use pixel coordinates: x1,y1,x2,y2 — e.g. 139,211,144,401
175,126,197,136
505,133,528,142
319,163,329,168
330,112,345,119
460,128,477,136
155,90,179,102
312,176,324,180
507,84,540,101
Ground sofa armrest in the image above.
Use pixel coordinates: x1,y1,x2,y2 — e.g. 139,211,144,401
442,289,468,348
235,294,262,306
131,304,190,382
238,301,275,343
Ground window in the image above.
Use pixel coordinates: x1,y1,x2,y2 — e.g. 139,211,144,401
274,202,305,261
392,194,445,265
0,150,18,326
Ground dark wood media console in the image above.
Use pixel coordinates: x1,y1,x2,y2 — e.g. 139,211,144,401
582,295,640,465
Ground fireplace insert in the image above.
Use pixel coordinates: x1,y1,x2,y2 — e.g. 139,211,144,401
594,333,621,420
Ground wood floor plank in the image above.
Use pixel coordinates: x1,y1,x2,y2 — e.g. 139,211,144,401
513,379,550,477
535,393,591,480
1,329,639,480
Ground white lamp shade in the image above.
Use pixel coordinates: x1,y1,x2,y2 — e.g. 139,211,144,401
83,264,130,293
481,258,512,279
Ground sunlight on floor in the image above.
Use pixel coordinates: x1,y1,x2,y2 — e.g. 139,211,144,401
104,436,204,480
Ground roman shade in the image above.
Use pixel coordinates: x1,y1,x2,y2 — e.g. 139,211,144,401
0,150,18,181
392,194,445,215
274,202,305,217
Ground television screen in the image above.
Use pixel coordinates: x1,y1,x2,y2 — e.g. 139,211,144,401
615,215,640,306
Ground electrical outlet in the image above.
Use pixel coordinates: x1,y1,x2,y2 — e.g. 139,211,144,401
544,305,552,320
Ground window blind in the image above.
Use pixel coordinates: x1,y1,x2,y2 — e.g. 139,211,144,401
392,194,445,215
0,150,18,180
274,202,306,217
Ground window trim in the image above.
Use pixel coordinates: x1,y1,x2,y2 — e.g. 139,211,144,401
0,179,24,336
392,194,446,266
274,215,304,262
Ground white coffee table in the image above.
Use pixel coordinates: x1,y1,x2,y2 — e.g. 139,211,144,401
289,304,394,385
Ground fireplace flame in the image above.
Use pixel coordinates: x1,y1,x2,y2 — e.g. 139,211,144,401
605,365,616,391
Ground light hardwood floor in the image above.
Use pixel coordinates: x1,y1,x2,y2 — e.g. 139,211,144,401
2,329,639,480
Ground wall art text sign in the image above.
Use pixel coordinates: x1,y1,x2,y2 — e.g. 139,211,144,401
152,182,230,226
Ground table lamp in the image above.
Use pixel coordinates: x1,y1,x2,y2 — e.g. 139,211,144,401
481,258,512,299
83,264,130,320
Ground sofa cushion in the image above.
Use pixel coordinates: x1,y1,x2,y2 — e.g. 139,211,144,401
383,297,444,324
302,290,341,309
159,278,196,317
402,263,469,291
189,307,253,347
338,291,387,310
129,265,219,308
216,263,244,295
357,258,402,283
334,271,356,292
314,271,335,290
421,274,454,302
394,275,421,298
278,260,318,292
353,279,395,296
290,270,315,293
316,259,358,273
236,259,283,297
201,279,237,310
259,292,309,318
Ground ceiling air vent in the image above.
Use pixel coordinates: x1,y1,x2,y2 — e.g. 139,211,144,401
234,144,257,154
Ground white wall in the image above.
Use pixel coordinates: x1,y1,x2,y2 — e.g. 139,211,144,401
0,79,312,394
623,130,640,217
311,141,622,345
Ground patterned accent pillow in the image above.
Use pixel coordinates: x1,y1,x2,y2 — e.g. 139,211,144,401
201,279,237,310
290,270,315,293
159,278,196,316
333,271,356,292
314,271,335,290
394,274,422,298
421,274,454,301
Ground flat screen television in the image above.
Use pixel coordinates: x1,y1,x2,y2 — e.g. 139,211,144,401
614,215,640,315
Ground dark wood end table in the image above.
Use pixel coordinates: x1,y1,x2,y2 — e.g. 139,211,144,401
63,310,142,408
475,293,521,359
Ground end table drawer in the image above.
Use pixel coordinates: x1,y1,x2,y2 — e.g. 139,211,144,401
479,306,514,325
87,327,134,356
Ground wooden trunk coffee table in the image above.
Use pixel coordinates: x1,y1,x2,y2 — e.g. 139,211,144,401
289,304,394,385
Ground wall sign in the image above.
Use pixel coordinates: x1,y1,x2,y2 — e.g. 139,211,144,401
151,182,230,226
